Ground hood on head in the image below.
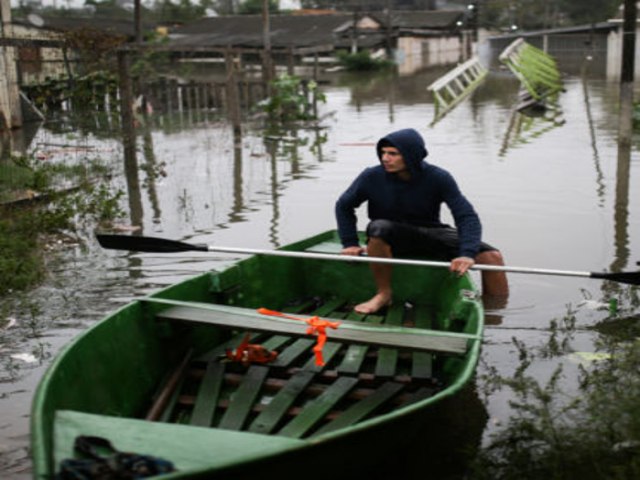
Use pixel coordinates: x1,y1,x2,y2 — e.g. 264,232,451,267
376,128,428,176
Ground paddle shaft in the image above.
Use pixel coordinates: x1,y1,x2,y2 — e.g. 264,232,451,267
203,244,593,279
95,234,640,285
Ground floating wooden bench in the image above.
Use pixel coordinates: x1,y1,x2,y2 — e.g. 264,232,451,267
145,298,475,355
499,38,563,102
427,56,488,124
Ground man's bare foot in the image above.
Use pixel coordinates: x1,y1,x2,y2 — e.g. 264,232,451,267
354,293,392,314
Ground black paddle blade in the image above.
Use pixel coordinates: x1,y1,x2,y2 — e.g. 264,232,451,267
591,270,640,286
96,234,208,253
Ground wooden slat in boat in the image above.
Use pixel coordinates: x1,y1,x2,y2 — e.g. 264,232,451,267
277,376,359,438
147,349,193,422
374,304,404,377
189,361,225,427
301,342,343,373
247,371,316,435
336,312,382,374
311,381,404,437
218,365,269,430
412,304,434,379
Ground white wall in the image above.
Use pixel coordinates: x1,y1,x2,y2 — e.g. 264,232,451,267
397,35,463,75
606,24,640,80
11,23,68,85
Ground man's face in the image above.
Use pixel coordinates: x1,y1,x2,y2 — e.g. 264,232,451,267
380,146,408,176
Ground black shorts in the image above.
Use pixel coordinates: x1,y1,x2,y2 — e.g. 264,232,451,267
365,219,498,260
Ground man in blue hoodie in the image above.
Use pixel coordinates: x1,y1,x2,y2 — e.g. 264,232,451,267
335,128,508,314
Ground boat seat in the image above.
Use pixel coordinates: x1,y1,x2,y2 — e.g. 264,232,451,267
147,298,473,355
53,410,306,475
303,240,343,254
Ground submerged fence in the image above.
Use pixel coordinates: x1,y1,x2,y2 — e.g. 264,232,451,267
21,75,270,117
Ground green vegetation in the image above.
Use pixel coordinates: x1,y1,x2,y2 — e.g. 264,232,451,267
336,51,392,71
259,74,326,123
473,286,640,479
0,154,124,297
153,0,214,23
238,0,279,14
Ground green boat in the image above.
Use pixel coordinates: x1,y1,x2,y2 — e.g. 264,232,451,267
31,230,484,479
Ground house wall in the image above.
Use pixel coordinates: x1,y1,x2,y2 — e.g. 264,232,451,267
11,24,69,85
606,24,640,80
397,35,462,75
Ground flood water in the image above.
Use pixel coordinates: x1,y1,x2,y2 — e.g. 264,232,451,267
1,62,639,478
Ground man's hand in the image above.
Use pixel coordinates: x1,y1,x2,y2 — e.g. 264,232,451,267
450,256,475,276
341,246,365,256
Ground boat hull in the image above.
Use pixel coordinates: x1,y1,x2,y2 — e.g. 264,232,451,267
31,230,484,479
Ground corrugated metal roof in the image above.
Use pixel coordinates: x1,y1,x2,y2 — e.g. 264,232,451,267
169,11,462,49
387,10,464,29
171,14,353,48
13,16,155,38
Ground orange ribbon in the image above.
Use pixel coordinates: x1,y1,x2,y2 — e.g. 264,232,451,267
257,308,341,366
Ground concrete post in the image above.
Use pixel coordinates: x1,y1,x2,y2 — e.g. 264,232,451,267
618,0,636,146
0,0,22,129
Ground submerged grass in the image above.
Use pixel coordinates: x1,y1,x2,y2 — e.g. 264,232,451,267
474,286,640,479
0,153,124,297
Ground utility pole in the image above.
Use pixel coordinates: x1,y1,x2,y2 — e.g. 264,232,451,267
385,0,392,55
262,0,273,95
134,0,142,44
471,2,478,43
618,0,636,146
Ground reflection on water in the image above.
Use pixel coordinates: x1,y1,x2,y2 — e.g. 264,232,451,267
1,65,639,478
612,142,631,274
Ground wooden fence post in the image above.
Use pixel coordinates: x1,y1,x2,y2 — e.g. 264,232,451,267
225,49,242,136
117,49,144,229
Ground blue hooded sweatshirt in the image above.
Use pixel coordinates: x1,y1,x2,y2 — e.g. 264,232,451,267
335,128,482,258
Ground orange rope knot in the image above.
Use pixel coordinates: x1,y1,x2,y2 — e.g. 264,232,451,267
257,308,341,366
225,333,278,366
304,316,341,366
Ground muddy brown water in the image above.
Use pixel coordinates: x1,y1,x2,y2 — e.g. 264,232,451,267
1,66,639,478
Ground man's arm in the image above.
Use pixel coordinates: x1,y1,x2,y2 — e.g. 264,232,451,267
335,171,369,248
438,171,482,260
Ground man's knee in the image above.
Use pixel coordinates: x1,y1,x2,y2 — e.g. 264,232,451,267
366,219,395,240
476,249,505,266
